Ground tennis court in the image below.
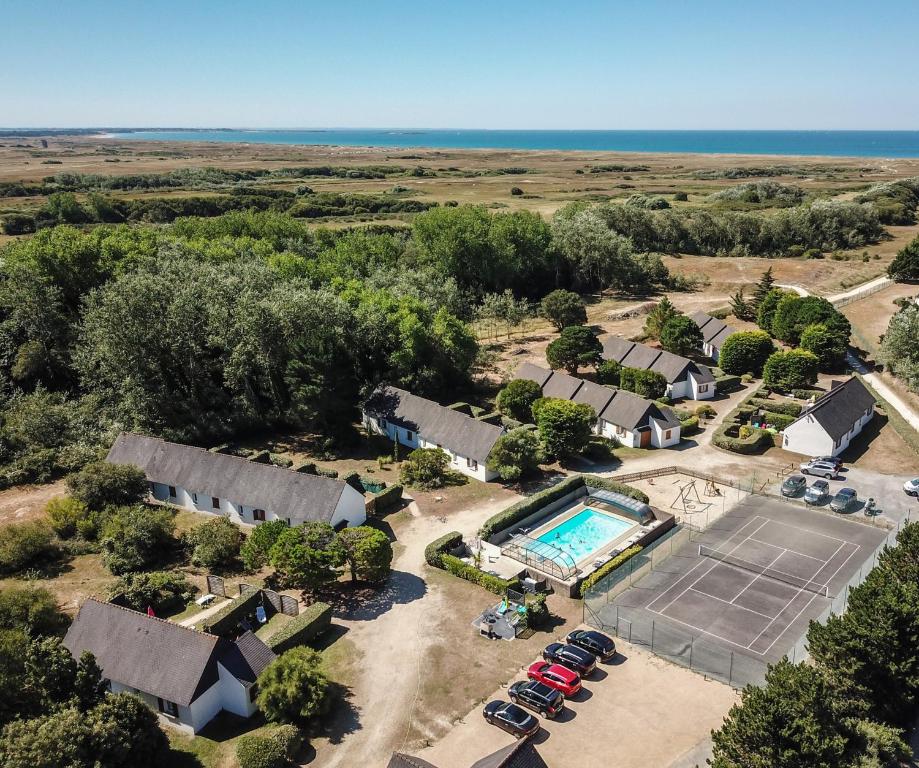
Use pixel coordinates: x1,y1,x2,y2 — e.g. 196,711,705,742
608,496,887,664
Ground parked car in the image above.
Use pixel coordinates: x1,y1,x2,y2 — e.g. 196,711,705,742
800,460,839,479
804,479,831,505
565,629,616,661
542,643,597,677
527,662,582,697
483,701,540,738
781,475,807,497
508,680,565,718
812,455,844,470
830,487,858,512
904,478,919,497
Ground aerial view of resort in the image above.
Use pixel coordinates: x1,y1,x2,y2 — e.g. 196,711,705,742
1,2,919,767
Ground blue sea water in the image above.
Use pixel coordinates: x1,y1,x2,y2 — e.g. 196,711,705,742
108,129,919,157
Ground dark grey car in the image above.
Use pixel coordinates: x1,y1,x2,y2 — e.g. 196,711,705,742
830,487,858,512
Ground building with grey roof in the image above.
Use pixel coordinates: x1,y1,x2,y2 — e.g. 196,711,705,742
782,377,876,458
363,386,505,481
64,599,276,734
389,738,547,768
690,311,737,362
107,433,367,530
541,369,584,400
601,336,715,401
514,361,553,388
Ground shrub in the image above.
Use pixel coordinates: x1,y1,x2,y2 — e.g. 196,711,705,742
695,404,717,418
338,526,392,583
240,519,289,571
99,506,175,575
718,331,776,376
887,234,919,280
714,373,743,393
268,523,344,593
486,428,545,482
680,415,700,435
236,734,287,768
660,315,703,356
713,424,773,454
800,323,848,370
424,531,463,567
579,546,642,596
45,497,89,540
546,325,602,373
792,387,824,400
0,521,55,574
496,379,542,422
620,367,668,400
372,484,403,513
748,398,802,417
256,647,329,725
202,587,265,636
66,462,148,512
762,349,819,391
596,359,622,386
0,584,69,637
757,411,796,430
585,476,650,503
772,295,850,346
400,447,460,489
440,554,520,595
479,476,583,540
267,602,332,654
540,289,587,331
185,516,244,570
533,398,594,459
108,570,195,615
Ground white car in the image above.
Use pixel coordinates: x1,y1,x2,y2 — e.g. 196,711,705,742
904,478,919,497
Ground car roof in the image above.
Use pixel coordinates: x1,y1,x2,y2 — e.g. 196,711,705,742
837,487,856,494
543,663,577,679
812,479,829,486
786,475,805,481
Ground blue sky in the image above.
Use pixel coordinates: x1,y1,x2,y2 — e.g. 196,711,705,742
3,0,918,129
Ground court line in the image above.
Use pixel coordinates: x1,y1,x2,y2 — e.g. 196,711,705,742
641,609,769,654
686,587,775,620
756,517,848,547
707,549,833,591
728,550,785,605
746,537,828,563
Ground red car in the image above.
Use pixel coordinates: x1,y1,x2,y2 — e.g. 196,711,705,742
527,661,582,697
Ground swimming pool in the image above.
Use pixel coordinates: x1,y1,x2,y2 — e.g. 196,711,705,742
532,507,634,563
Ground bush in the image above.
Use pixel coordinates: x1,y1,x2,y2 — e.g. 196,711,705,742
540,289,587,332
596,359,622,385
680,415,700,435
99,506,175,575
202,587,265,637
372,484,403,513
0,521,55,574
660,315,703,356
256,647,329,725
0,584,69,637
695,404,717,418
762,349,819,391
792,387,824,400
45,497,89,540
887,234,919,280
718,331,776,376
713,424,773,454
338,526,392,583
399,447,459,489
800,323,848,370
715,373,743,393
486,428,545,482
496,379,543,422
579,545,642,596
66,462,148,512
424,531,463,568
620,367,668,400
240,519,289,571
546,325,602,373
586,476,650,503
533,398,594,459
440,554,520,595
185,516,244,570
772,295,850,346
267,602,332,654
236,734,287,768
108,570,195,615
748,398,802,417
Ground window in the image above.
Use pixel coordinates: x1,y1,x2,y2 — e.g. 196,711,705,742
379,418,387,429
157,698,178,717
248,684,258,703
212,497,220,510
405,430,414,441
698,384,708,393
168,486,176,498
665,430,671,439
192,493,198,504
467,458,478,471
253,509,266,522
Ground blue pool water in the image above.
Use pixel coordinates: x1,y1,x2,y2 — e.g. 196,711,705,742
535,508,633,563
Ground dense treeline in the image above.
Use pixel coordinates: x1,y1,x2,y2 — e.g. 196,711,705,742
854,178,919,224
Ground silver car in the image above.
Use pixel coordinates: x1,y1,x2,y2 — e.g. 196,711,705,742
800,460,838,480
805,479,830,504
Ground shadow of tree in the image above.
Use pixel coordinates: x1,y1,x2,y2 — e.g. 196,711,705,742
318,569,427,622
306,680,361,751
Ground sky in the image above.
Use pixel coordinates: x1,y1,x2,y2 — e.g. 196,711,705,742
2,0,918,130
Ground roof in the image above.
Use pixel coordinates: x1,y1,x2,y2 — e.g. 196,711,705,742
601,336,636,363
599,389,655,430
365,386,504,464
514,362,553,388
387,755,441,768
63,599,273,706
541,371,584,401
690,311,737,350
601,336,696,384
689,364,716,384
107,433,353,524
786,377,876,442
648,349,692,383
470,739,549,768
571,379,616,415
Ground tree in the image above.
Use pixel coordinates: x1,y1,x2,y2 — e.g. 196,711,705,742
619,367,668,400
496,378,542,422
0,707,96,768
762,349,819,390
337,526,393,583
729,287,755,321
550,206,637,292
751,267,776,308
540,289,587,332
90,693,169,767
659,315,703,356
880,303,919,393
24,636,79,714
73,652,107,712
256,647,329,725
0,521,55,575
107,571,194,615
532,398,594,460
66,462,148,512
399,447,457,489
0,585,68,638
185,517,244,570
268,522,344,593
596,359,622,386
99,506,176,575
756,288,793,335
718,331,776,375
240,520,289,571
545,325,602,373
642,297,680,340
486,428,545,482
887,234,919,280
771,295,850,346
800,324,848,371
45,497,89,540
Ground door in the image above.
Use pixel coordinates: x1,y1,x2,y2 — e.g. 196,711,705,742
639,427,652,448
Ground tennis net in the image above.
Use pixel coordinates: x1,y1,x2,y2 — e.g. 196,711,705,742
698,545,830,597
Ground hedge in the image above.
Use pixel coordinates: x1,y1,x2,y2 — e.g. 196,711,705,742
715,373,743,393
478,475,584,540
712,424,773,454
792,387,824,400
756,411,796,430
424,531,463,568
680,415,700,436
585,476,650,504
266,601,332,653
440,554,521,595
579,545,642,597
373,484,403,513
201,587,265,636
749,398,802,417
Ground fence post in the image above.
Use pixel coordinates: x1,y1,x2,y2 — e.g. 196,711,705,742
651,619,655,649
728,652,734,687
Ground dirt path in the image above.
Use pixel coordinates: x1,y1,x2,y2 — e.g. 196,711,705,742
0,479,66,526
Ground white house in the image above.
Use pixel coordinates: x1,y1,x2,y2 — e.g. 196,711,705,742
107,433,367,529
63,599,276,734
601,336,715,401
689,311,737,363
363,386,505,482
515,364,681,449
782,377,876,458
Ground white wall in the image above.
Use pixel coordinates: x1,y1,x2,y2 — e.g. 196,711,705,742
187,680,224,733
600,418,639,448
666,380,688,400
217,662,257,719
782,415,834,457
330,485,368,528
651,420,681,448
688,372,715,401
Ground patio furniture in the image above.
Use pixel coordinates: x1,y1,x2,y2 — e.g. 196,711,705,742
195,593,217,607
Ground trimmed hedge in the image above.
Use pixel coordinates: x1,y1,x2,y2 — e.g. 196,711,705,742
715,373,743,393
680,415,700,436
440,554,521,595
266,601,332,653
749,398,802,417
579,545,642,597
792,387,824,400
424,531,463,568
585,476,651,504
373,484,403,513
478,475,584,540
757,411,796,430
713,424,773,454
201,587,265,636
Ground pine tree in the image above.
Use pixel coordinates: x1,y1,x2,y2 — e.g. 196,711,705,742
752,267,776,308
730,287,754,320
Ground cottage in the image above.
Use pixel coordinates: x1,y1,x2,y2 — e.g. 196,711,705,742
107,433,367,529
363,386,505,481
601,336,715,400
389,737,548,768
514,364,681,448
781,377,876,458
689,311,736,363
63,599,276,734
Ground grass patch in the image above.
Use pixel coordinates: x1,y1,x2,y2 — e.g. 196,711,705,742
856,374,919,458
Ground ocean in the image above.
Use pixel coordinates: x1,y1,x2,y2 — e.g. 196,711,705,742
107,129,919,158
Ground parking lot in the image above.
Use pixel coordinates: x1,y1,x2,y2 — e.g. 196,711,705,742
414,632,737,768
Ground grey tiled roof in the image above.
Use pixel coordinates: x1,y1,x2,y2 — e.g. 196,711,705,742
541,371,584,400
601,336,636,363
107,433,352,524
648,349,692,383
387,755,441,768
689,364,716,384
470,739,549,768
365,386,504,464
571,379,617,415
514,362,553,388
601,336,712,385
690,311,736,350
787,377,876,442
599,389,656,430
219,630,277,684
